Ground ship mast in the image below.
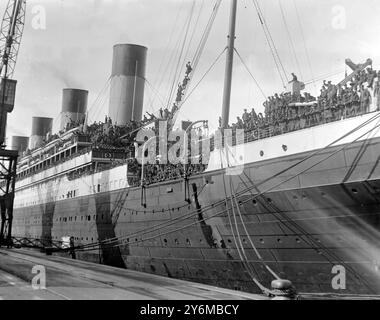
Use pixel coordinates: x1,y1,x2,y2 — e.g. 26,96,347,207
221,0,238,129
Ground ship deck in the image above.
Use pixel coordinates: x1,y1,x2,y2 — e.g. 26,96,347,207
0,248,268,300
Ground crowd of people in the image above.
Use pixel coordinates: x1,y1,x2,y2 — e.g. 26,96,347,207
131,162,206,187
229,68,379,141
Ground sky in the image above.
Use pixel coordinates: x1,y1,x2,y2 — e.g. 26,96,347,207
3,0,380,142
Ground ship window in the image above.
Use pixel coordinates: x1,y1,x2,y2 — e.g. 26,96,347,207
352,188,358,194
260,150,264,157
252,199,257,205
98,184,101,193
88,216,91,221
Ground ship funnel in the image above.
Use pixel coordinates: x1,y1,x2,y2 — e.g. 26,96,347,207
60,88,88,131
10,136,29,155
108,44,147,125
29,117,53,150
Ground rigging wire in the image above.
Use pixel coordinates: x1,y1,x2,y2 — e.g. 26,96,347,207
223,137,376,291
77,111,380,249
234,47,267,99
221,165,270,293
166,1,196,108
250,0,288,88
170,0,222,128
149,0,186,109
304,69,346,86
223,144,281,281
293,0,317,91
278,0,303,80
75,112,380,262
181,47,227,106
87,77,112,123
144,78,167,110
75,117,380,298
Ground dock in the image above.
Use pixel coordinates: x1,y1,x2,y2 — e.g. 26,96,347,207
0,248,268,300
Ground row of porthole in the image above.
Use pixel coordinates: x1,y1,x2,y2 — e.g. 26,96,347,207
52,236,95,242
226,238,303,244
123,237,315,246
250,189,359,205
230,189,360,208
56,214,101,223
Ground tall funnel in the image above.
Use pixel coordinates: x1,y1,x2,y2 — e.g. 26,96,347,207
108,44,147,125
29,117,53,150
11,136,29,154
60,89,88,131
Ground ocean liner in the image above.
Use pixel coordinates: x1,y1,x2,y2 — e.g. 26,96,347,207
8,0,380,296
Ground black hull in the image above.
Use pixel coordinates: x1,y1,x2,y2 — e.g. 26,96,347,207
13,137,380,295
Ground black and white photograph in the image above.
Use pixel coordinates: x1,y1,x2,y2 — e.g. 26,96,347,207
0,0,380,306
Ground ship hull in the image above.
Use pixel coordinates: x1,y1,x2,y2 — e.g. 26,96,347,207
12,134,380,295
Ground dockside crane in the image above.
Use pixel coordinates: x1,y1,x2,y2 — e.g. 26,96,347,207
0,0,26,247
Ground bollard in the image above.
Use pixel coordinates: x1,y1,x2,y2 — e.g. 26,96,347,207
270,279,298,300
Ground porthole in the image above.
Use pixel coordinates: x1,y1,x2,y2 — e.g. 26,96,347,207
260,150,264,157
259,238,264,244
352,188,358,194
282,145,288,152
252,199,257,205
